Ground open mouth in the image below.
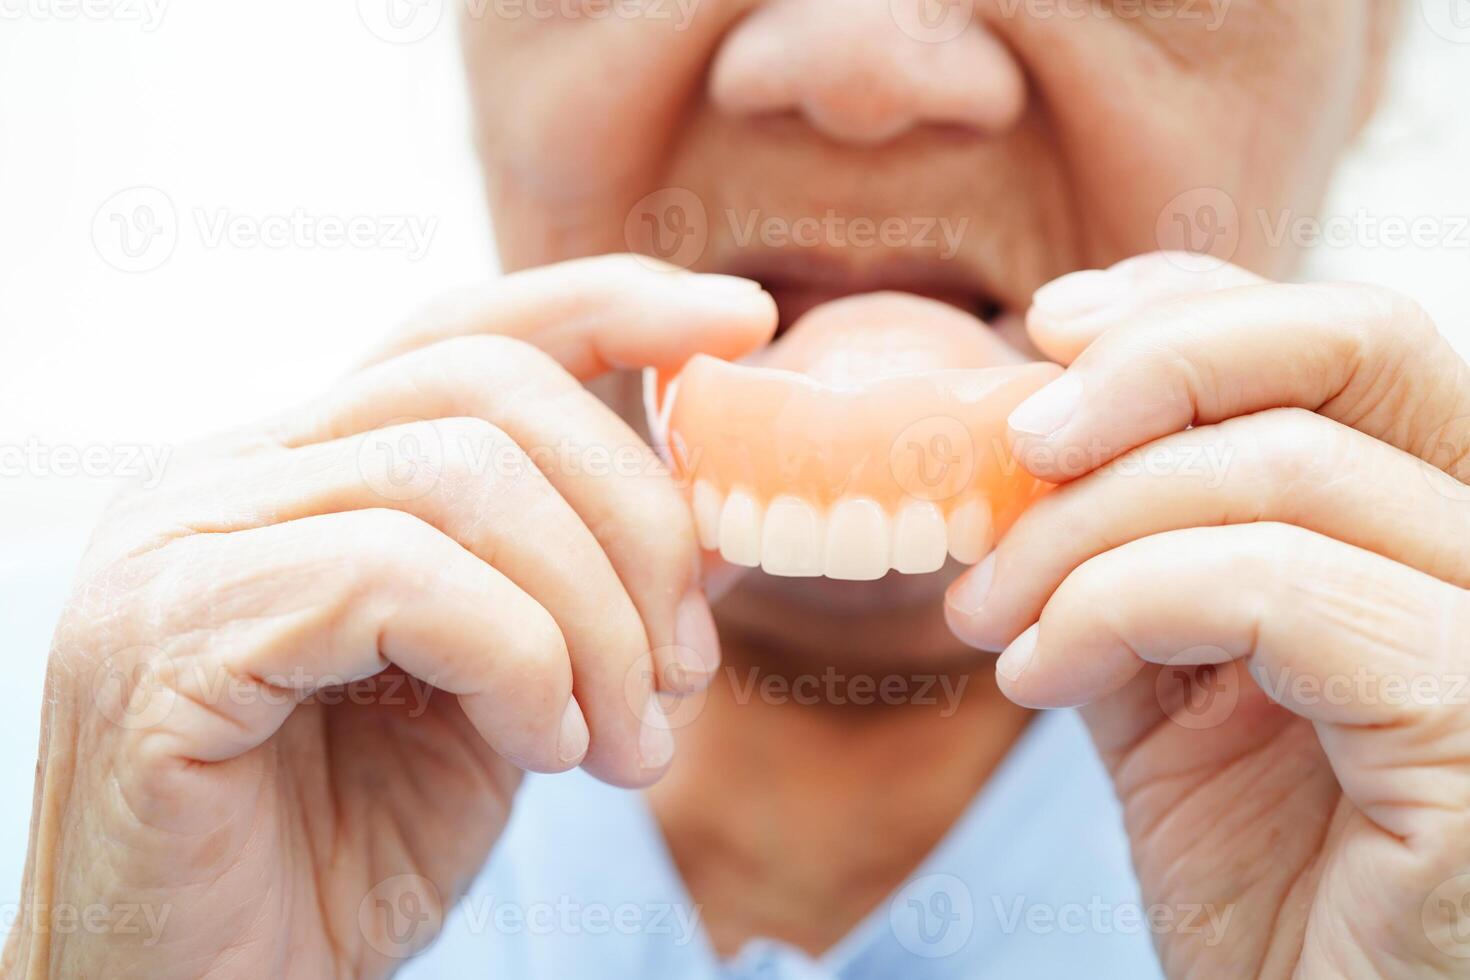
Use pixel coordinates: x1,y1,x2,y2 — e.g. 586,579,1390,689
724,252,1007,340
646,275,1055,582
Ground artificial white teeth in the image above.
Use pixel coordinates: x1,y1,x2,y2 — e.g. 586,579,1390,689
891,500,949,574
947,498,993,565
706,489,995,576
761,496,825,577
718,489,763,567
823,498,890,581
691,480,724,551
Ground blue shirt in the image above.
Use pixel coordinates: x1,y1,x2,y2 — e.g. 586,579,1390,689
402,709,1165,978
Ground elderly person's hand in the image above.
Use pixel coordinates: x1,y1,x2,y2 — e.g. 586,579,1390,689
2,255,774,979
947,252,1470,977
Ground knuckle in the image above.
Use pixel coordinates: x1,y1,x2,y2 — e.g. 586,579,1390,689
432,415,512,482
1321,282,1442,375
1100,326,1206,418
435,333,565,381
431,414,506,443
352,507,440,556
1242,521,1316,577
413,283,490,325
633,489,697,565
593,490,698,595
501,602,571,687
1348,281,1437,338
1252,404,1330,450
431,417,558,502
1385,286,1434,328
1242,407,1344,489
1192,524,1294,613
400,335,576,405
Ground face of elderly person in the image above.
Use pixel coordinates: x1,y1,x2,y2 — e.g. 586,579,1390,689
460,0,1397,667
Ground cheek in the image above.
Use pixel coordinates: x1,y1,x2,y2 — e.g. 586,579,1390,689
993,1,1368,275
466,16,735,268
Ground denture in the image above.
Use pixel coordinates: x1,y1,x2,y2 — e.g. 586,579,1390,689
647,294,1060,581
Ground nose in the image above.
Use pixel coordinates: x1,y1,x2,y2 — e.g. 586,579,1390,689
709,0,1026,146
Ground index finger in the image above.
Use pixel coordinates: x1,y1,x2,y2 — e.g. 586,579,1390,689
1024,251,1264,364
1004,279,1470,483
363,253,778,377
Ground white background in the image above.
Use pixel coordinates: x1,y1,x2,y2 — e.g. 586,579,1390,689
2,0,1469,927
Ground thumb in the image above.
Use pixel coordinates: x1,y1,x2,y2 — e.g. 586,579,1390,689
1026,251,1265,364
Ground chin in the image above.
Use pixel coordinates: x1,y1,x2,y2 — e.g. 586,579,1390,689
713,561,992,673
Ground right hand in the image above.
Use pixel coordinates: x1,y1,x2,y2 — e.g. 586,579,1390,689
3,255,777,979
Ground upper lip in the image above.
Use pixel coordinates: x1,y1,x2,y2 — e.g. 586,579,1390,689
722,251,1001,333
725,250,988,297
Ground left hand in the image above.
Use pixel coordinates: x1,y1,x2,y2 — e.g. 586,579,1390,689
945,252,1470,978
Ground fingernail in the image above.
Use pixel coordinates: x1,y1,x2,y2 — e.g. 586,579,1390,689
1030,269,1130,320
557,699,589,765
947,552,996,617
639,697,675,771
996,624,1040,683
1008,372,1081,438
687,273,763,296
672,589,721,678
